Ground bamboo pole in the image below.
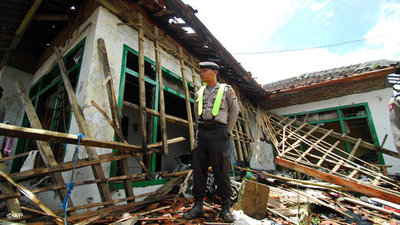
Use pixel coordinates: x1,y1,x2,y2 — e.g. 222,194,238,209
233,123,244,161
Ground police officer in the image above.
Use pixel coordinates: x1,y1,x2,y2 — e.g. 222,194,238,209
183,61,238,222
389,92,400,153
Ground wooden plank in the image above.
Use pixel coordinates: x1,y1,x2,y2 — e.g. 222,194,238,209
237,120,249,160
174,169,193,203
97,38,121,131
295,130,333,162
15,81,72,208
233,123,244,161
0,122,150,153
0,152,23,220
347,138,362,161
155,27,168,155
0,170,63,225
138,14,147,151
54,48,112,202
178,47,195,150
123,101,188,126
0,0,43,70
275,157,400,204
97,38,134,200
2,153,133,182
348,169,359,178
317,141,340,166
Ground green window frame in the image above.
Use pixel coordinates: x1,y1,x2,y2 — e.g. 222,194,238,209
11,39,86,172
110,44,195,188
285,102,384,164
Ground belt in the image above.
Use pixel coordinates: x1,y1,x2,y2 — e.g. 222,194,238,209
197,120,226,129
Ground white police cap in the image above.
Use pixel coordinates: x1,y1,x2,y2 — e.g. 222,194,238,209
199,61,220,70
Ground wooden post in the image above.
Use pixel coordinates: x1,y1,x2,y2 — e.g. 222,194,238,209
233,123,244,161
97,38,121,131
237,121,249,160
54,48,112,202
178,47,195,150
154,27,168,155
97,38,135,202
15,80,72,209
138,14,147,151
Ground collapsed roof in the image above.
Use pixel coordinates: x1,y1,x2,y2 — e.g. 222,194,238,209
0,0,267,105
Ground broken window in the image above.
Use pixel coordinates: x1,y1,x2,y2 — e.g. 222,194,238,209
287,103,382,166
111,45,195,188
11,39,85,173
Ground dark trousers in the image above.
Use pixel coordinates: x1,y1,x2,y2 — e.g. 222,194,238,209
192,123,232,200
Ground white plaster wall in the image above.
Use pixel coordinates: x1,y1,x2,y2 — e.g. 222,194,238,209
248,117,276,171
269,88,400,175
0,66,32,172
17,5,202,209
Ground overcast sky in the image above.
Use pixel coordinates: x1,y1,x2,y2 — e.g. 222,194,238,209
182,0,400,85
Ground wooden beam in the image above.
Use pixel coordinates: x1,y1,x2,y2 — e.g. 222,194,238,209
138,14,148,152
178,47,195,150
0,152,23,220
54,48,112,202
347,138,362,161
11,0,43,49
96,38,135,201
154,27,168,155
275,157,400,204
0,123,184,153
0,170,63,225
15,80,72,208
2,153,133,182
34,14,69,21
97,38,121,130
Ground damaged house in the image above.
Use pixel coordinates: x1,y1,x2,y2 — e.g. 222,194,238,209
0,0,268,222
1,0,400,224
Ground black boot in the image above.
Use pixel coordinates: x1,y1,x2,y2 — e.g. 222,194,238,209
183,198,204,220
219,199,234,223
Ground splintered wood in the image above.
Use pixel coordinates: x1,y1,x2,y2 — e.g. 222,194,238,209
260,112,400,204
